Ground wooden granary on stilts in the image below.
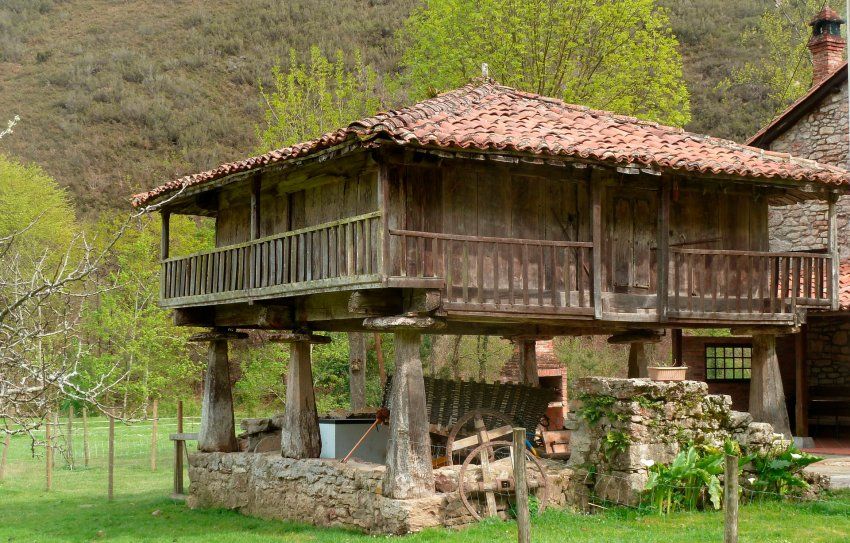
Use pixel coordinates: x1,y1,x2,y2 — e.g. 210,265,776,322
133,80,850,531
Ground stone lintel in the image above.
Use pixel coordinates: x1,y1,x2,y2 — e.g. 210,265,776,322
363,316,446,331
189,330,249,343
267,331,332,344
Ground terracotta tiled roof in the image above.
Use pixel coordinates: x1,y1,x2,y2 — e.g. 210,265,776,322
747,62,848,149
132,81,850,207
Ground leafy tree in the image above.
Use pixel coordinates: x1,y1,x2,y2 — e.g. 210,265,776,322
398,0,691,126
722,1,847,125
80,214,214,416
258,46,384,150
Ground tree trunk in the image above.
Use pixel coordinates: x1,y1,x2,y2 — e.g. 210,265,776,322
477,335,489,381
450,335,462,380
374,333,387,387
383,331,434,499
749,334,792,438
348,332,367,412
198,339,239,452
281,341,322,458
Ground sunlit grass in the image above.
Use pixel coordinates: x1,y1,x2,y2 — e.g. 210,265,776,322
1,424,849,542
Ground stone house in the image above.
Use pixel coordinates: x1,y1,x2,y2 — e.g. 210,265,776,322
685,6,850,441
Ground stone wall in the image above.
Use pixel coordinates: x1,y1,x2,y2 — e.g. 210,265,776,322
187,451,574,534
767,81,850,258
567,378,785,506
808,316,850,387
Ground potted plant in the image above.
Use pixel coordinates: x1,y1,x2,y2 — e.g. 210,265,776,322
647,358,688,382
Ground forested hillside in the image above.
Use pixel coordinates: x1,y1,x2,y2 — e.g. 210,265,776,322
0,0,821,212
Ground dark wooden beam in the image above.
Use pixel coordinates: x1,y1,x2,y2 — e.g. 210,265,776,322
172,304,294,329
657,178,670,321
795,326,809,437
590,172,603,319
160,211,170,260
251,176,261,240
828,192,840,310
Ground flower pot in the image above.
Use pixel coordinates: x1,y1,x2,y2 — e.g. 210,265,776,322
648,366,688,382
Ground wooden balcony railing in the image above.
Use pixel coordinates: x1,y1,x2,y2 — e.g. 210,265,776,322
669,248,833,316
161,211,381,302
389,229,595,314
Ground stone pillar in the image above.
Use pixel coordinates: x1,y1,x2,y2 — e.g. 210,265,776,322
518,339,540,386
364,316,444,499
191,330,247,453
384,330,434,498
750,334,792,438
270,332,330,459
348,332,367,412
627,342,649,379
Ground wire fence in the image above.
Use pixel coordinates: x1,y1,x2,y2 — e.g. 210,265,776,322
4,416,849,543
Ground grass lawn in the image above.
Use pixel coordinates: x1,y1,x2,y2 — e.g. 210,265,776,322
1,421,850,542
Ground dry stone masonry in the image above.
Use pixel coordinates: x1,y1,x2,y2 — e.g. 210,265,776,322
567,377,786,506
768,82,850,258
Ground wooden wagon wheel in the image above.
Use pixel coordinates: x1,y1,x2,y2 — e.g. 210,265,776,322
457,440,549,521
445,408,515,467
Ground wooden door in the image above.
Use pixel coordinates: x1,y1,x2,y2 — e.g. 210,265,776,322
608,189,658,294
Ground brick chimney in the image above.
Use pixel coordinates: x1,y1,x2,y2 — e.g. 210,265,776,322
808,6,846,87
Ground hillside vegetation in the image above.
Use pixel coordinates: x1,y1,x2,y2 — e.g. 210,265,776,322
0,0,815,212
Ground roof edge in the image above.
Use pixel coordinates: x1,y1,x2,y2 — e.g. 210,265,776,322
747,62,848,148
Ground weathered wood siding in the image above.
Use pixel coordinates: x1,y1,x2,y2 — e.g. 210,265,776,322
215,168,378,248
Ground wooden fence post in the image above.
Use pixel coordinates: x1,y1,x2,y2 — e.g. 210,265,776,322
82,407,90,468
67,405,74,470
724,454,739,543
108,415,115,501
512,427,530,543
0,433,10,481
173,401,184,497
45,411,53,491
150,399,158,472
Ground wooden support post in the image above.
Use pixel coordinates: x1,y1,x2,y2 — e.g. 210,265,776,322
192,330,245,453
513,427,530,543
160,211,170,301
67,405,74,470
517,339,540,387
348,332,367,412
627,342,649,378
0,433,10,482
281,339,322,459
657,179,670,321
161,211,170,260
383,330,434,499
250,176,261,240
750,334,792,438
590,178,603,319
672,329,684,367
174,401,184,497
795,327,809,438
82,407,90,468
150,398,159,472
828,193,840,311
108,415,115,501
724,453,739,543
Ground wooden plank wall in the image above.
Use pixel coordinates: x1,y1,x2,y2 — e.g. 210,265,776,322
395,164,589,242
214,170,378,248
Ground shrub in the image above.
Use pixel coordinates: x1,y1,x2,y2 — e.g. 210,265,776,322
644,445,724,514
